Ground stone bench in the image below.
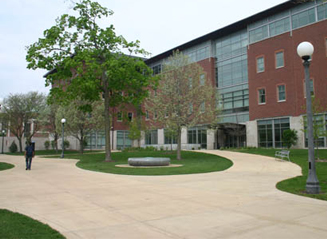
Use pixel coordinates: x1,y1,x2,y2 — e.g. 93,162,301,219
128,157,170,166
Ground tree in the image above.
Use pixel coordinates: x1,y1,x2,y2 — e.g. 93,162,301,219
26,0,156,161
302,97,327,159
55,100,105,154
146,51,219,160
2,92,47,152
282,129,298,149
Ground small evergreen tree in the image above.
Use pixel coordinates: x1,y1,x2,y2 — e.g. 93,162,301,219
9,141,18,153
282,129,298,149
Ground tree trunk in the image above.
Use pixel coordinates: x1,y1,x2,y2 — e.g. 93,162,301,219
177,127,182,160
79,133,84,154
103,80,112,162
18,137,23,153
54,134,58,154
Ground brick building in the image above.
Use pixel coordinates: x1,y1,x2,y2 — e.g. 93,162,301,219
60,0,327,150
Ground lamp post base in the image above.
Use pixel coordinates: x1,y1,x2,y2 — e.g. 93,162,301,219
306,181,320,194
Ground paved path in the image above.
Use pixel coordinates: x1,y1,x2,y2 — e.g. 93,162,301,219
0,151,327,239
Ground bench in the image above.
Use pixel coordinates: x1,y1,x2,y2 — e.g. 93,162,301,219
275,150,290,162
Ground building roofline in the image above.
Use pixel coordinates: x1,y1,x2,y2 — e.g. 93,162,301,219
145,0,298,65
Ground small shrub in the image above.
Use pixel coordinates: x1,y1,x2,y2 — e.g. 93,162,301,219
51,140,56,150
198,147,201,150
192,147,195,150
160,146,164,151
44,141,50,150
145,146,157,151
61,140,70,150
9,141,18,153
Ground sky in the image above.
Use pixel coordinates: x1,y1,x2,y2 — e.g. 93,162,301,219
0,0,287,102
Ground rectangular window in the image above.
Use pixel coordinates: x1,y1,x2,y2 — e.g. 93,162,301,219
292,8,316,30
200,74,205,86
164,129,177,144
187,127,207,149
152,64,162,75
258,88,266,104
200,102,205,113
277,85,286,102
145,110,149,120
117,131,132,149
145,130,158,145
117,112,122,121
269,18,290,37
256,56,265,73
189,103,193,114
249,25,268,44
128,112,133,122
258,118,290,148
275,51,284,68
318,3,327,21
154,111,158,119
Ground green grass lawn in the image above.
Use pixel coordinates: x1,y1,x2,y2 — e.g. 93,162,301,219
49,150,233,176
7,149,102,156
0,162,14,171
0,209,65,239
227,148,327,201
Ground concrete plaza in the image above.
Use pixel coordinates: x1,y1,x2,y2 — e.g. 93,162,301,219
0,150,326,239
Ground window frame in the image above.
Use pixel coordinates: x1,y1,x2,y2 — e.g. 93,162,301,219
275,50,285,69
256,55,265,73
277,84,286,102
117,112,122,122
258,88,266,105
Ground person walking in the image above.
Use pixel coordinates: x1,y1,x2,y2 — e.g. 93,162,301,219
24,142,35,170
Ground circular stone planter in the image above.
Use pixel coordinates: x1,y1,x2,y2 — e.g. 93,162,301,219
128,157,170,167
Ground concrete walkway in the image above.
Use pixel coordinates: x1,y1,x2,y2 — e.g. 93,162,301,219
0,151,326,239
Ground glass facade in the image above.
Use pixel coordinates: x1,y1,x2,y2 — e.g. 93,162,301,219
85,131,105,149
164,129,177,144
249,1,326,44
117,131,132,149
216,30,249,124
188,127,207,149
145,130,158,145
258,118,290,148
186,46,210,62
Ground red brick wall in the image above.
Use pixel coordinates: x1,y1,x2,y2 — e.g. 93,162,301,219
248,20,327,121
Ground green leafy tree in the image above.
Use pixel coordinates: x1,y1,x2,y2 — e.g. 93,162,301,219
146,51,219,160
26,0,156,161
128,118,145,147
56,100,104,154
2,92,48,152
282,129,298,149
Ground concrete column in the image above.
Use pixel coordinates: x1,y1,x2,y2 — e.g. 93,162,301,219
246,120,258,147
290,116,305,149
207,129,215,150
157,129,164,146
181,127,188,149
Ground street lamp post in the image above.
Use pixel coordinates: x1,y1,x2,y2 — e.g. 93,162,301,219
1,130,5,154
61,118,66,158
297,41,320,194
